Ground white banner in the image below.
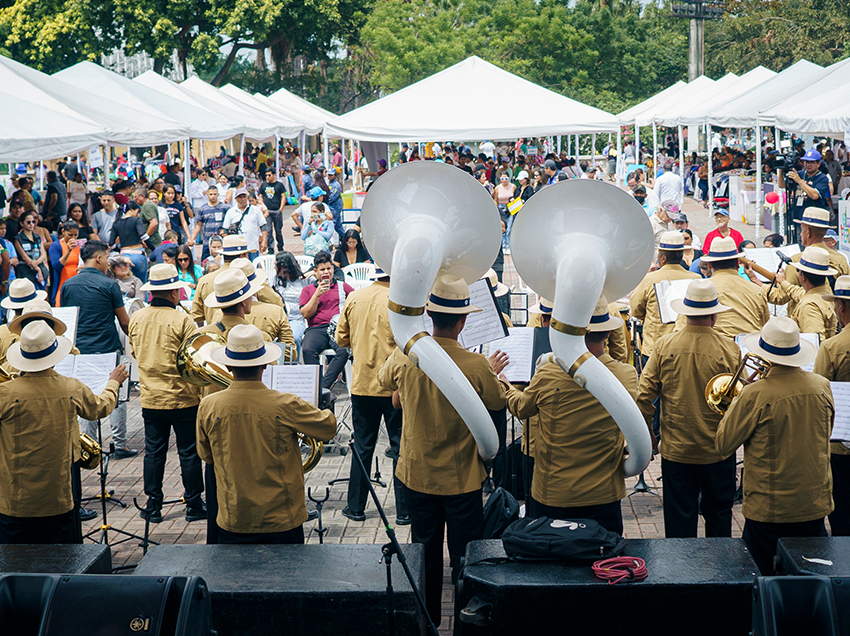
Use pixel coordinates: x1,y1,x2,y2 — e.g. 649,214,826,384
88,146,104,170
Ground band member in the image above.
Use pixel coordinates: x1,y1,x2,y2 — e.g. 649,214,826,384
482,268,513,326
0,279,48,359
775,246,838,342
196,324,336,544
129,264,205,524
336,266,407,523
697,237,769,339
716,317,833,574
0,322,127,544
630,231,699,363
526,297,552,328
606,302,629,364
502,296,637,534
210,257,295,359
377,274,507,626
5,300,82,368
637,279,741,538
814,275,850,535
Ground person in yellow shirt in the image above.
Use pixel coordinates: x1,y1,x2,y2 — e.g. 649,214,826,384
129,264,205,525
526,297,552,329
637,279,741,538
774,246,838,343
0,279,48,359
716,317,833,574
197,324,336,544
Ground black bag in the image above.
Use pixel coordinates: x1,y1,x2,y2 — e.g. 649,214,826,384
228,208,249,235
482,487,519,540
501,517,627,562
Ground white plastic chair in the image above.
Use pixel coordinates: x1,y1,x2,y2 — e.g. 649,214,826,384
343,263,375,290
254,254,276,281
296,255,314,275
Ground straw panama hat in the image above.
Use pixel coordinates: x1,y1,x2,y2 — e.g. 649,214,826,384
823,275,850,302
529,298,553,315
658,230,686,251
425,273,482,315
229,257,267,287
482,268,509,298
221,234,249,256
586,295,624,332
7,321,73,373
788,246,838,277
140,263,192,292
210,323,280,367
8,299,67,336
701,237,742,263
793,207,835,229
670,279,732,317
1,279,47,310
204,269,264,309
743,316,816,367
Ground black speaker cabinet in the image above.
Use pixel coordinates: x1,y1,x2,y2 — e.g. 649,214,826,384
752,576,844,636
0,574,215,636
0,545,111,575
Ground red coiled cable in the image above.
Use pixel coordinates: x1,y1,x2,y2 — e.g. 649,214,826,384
592,556,648,585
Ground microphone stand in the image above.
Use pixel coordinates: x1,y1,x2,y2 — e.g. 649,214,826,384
348,440,438,636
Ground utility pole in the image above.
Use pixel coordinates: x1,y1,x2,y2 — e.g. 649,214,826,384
671,1,725,81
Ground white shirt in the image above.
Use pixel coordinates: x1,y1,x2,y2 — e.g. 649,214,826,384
479,141,495,158
223,204,266,251
655,170,684,207
189,178,210,211
157,206,170,234
295,201,331,224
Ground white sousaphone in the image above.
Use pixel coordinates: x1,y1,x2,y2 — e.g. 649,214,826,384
361,161,502,460
511,179,654,476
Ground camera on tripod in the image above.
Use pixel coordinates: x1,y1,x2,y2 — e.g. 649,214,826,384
771,140,799,173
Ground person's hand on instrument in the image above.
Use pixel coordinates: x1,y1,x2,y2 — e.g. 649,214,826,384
774,269,786,285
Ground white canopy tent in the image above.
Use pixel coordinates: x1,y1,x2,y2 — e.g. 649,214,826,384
676,67,776,127
324,56,619,141
649,74,739,128
617,81,687,125
633,76,716,128
774,81,850,138
265,87,337,136
219,84,303,129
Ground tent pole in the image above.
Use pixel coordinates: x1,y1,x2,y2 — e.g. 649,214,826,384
566,135,570,157
557,135,561,155
184,139,190,192
229,138,234,155
635,125,640,166
238,134,245,175
755,126,762,240
616,130,623,185
200,141,205,169
591,133,596,170
38,161,44,191
275,134,281,179
652,122,658,179
707,124,714,214
678,125,684,181
776,126,784,238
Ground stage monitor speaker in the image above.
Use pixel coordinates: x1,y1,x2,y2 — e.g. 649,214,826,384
0,574,215,636
751,576,841,636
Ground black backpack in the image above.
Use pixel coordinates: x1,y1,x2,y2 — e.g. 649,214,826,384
482,487,519,540
501,517,627,562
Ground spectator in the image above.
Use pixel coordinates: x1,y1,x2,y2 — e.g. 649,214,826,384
326,167,344,240
215,173,233,203
655,161,684,208
203,260,220,275
204,235,224,269
333,229,370,269
301,205,334,257
52,220,82,304
45,171,68,227
110,201,151,283
703,209,744,254
494,173,517,253
149,230,179,264
291,187,331,232
223,188,267,260
260,170,288,255
13,210,47,290
161,185,190,245
91,190,120,246
148,190,170,238
67,202,97,242
190,184,228,261
0,218,17,286
273,251,312,358
763,233,784,248
3,199,24,242
673,214,702,250
134,188,161,248
175,245,203,300
161,245,178,266
108,254,144,300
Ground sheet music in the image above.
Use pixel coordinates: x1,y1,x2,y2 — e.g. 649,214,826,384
52,306,79,345
831,382,850,443
487,328,535,383
654,279,693,324
53,354,76,377
744,245,802,283
73,353,116,395
735,333,819,373
262,365,321,405
458,279,509,349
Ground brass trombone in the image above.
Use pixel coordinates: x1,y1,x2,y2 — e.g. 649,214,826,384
705,353,772,414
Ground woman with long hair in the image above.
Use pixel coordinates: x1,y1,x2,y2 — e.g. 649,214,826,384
13,210,48,290
273,251,312,357
109,201,150,283
175,244,202,299
161,185,189,244
67,202,98,242
333,229,370,268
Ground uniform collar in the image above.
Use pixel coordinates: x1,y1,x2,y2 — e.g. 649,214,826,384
767,364,803,377
711,268,739,277
218,315,248,329
229,380,268,389
597,353,613,365
659,264,682,272
805,284,832,297
680,324,716,333
433,336,463,349
23,368,58,378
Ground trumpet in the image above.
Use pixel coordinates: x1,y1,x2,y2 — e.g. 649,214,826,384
705,353,772,414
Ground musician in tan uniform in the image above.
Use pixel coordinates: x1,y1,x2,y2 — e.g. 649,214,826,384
0,279,47,359
197,324,336,544
502,296,637,534
630,231,699,363
814,275,850,535
0,322,127,543
637,279,741,538
377,274,507,626
129,264,205,525
606,302,629,364
483,268,513,327
774,246,838,342
697,237,769,339
5,300,82,370
526,297,552,328
716,317,834,574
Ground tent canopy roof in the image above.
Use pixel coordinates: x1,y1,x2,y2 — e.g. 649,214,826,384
617,81,687,125
632,75,716,127
265,87,337,135
675,66,776,126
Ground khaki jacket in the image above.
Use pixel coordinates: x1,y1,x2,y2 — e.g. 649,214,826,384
194,315,272,396
709,269,770,339
630,264,700,358
766,242,849,314
716,365,834,523
212,302,295,360
192,262,284,325
814,326,850,456
605,303,629,364
790,285,837,343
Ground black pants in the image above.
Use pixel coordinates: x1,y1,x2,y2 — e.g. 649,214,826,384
0,509,77,544
302,326,350,390
529,498,624,535
402,483,483,626
142,406,204,509
71,461,83,544
830,454,850,535
661,455,736,538
205,463,219,544
347,395,407,517
743,517,827,575
267,210,284,251
219,525,304,545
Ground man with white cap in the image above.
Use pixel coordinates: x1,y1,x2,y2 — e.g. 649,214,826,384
638,279,741,538
377,273,508,627
503,296,637,534
698,236,769,339
776,245,838,342
630,231,700,364
0,322,128,543
197,324,336,544
716,316,834,574
222,188,267,261
0,278,47,359
814,275,850,535
129,264,206,525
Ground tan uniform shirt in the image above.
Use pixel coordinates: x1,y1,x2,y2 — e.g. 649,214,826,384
630,264,700,358
0,371,119,517
378,337,506,495
527,312,543,328
637,325,741,464
709,269,770,339
194,315,272,396
790,285,837,343
196,380,337,533
211,302,295,360
504,355,636,507
605,303,629,364
335,280,394,397
716,365,834,523
129,304,199,410
814,326,850,456
767,242,849,314
0,325,15,361
191,262,284,325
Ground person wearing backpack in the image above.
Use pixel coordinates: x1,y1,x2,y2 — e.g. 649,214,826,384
501,296,637,535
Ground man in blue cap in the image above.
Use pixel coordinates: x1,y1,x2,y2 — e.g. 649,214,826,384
290,186,330,233
778,149,831,224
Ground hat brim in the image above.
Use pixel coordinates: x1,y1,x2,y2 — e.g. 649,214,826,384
424,301,482,315
209,341,281,368
793,218,835,228
7,336,74,373
701,251,742,263
204,277,265,308
586,315,625,332
8,312,67,336
822,293,850,302
658,244,687,251
250,268,268,287
742,332,817,368
221,247,249,256
788,261,838,277
140,279,192,292
669,299,732,316
1,290,48,309
528,303,552,315
492,281,509,297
